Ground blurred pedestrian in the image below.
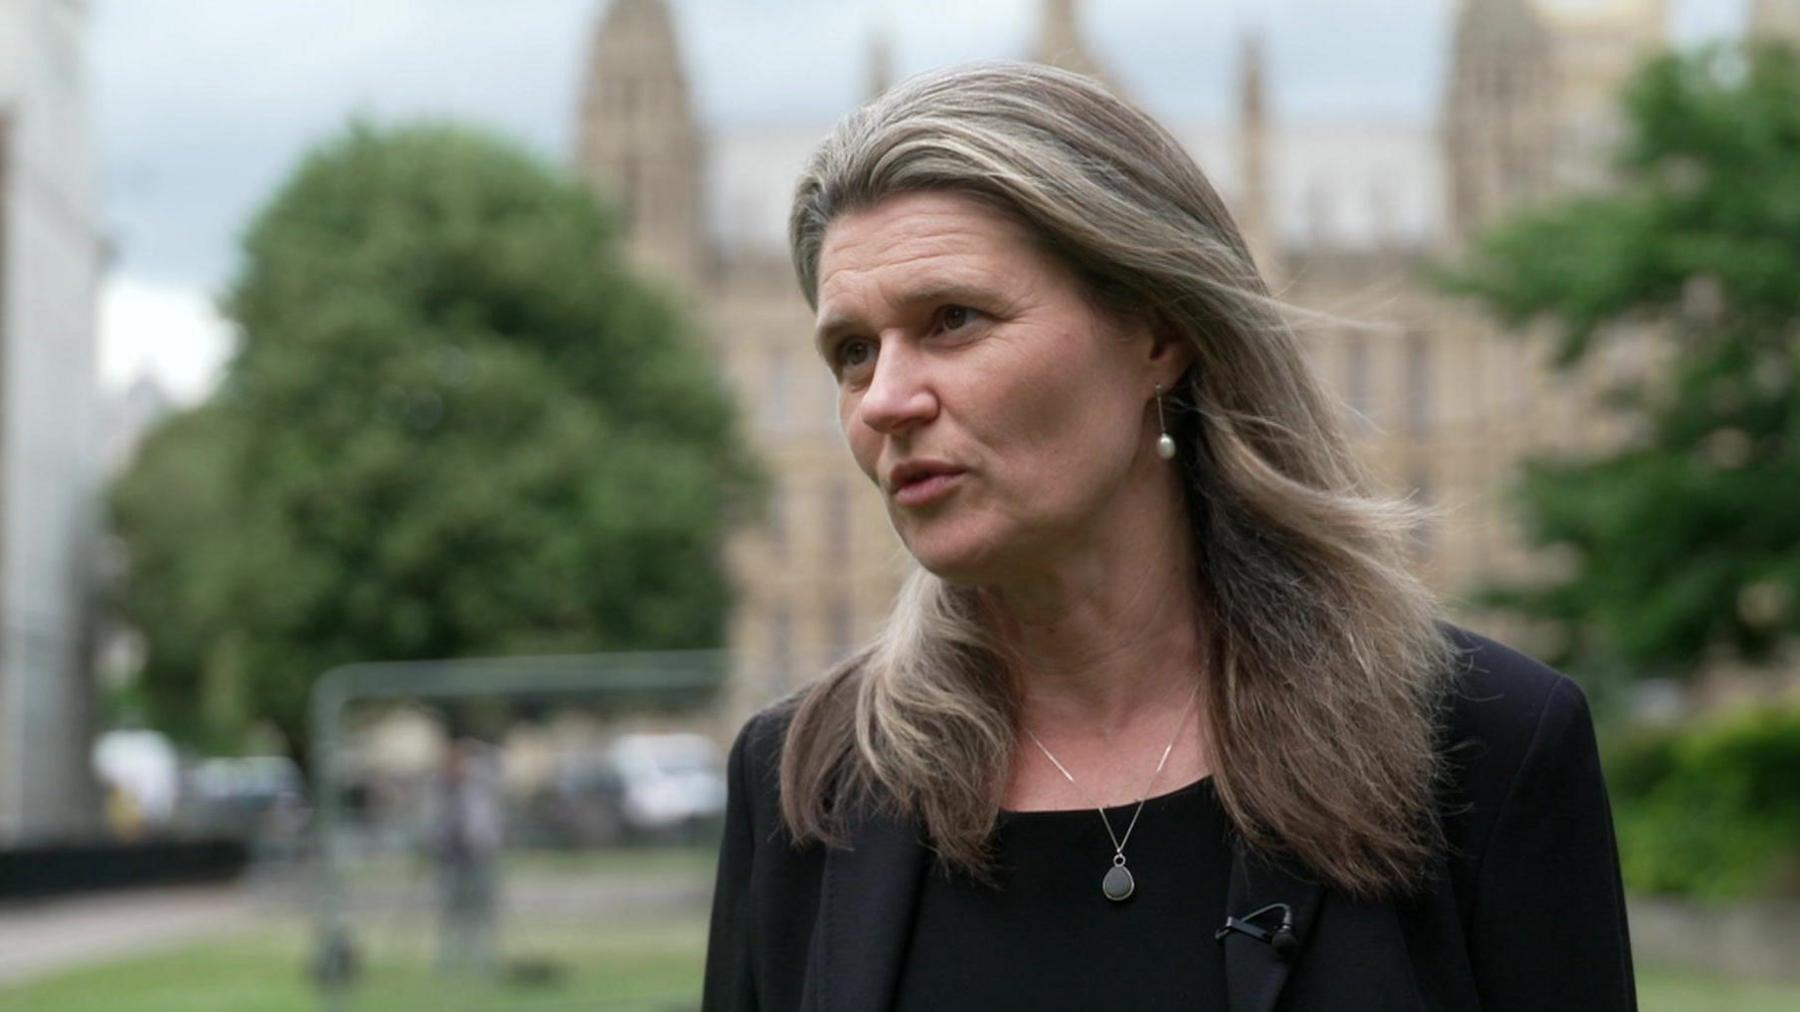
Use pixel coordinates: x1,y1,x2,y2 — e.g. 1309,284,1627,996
431,737,502,976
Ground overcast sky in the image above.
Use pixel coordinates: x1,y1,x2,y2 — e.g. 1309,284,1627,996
90,0,1749,402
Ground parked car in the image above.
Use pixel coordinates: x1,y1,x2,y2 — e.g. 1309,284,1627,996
180,755,307,840
552,732,725,845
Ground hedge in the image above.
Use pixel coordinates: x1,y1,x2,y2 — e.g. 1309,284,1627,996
1605,703,1800,900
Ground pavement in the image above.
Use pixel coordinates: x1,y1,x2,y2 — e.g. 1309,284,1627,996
0,882,260,987
0,866,708,990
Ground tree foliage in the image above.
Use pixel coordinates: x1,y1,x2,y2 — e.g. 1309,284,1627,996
111,122,759,754
1438,42,1800,681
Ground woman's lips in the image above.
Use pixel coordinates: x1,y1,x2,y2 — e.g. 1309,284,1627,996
893,471,963,507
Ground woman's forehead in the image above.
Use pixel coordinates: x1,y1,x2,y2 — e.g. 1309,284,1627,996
816,193,1046,307
824,192,1016,260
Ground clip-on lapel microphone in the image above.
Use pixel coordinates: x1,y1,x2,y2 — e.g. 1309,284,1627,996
1214,902,1298,959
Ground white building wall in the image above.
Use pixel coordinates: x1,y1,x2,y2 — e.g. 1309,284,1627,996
0,0,104,844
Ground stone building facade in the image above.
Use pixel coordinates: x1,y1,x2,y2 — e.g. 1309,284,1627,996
572,0,1755,720
0,0,103,843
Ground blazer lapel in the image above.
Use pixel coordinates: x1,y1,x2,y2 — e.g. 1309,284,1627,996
1221,843,1327,1012
800,807,929,1012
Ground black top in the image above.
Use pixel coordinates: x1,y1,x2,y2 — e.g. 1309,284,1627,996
703,626,1638,1012
893,775,1231,1011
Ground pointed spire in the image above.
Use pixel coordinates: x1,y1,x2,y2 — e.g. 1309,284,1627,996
1235,28,1279,282
1750,0,1800,46
1031,0,1106,83
1442,0,1557,248
1529,0,1665,196
866,26,894,101
574,0,707,286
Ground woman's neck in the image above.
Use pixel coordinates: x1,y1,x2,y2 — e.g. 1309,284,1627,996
979,497,1206,742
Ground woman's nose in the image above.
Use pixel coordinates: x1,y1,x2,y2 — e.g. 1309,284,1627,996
856,342,938,436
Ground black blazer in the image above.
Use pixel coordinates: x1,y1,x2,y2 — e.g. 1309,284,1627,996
702,625,1637,1011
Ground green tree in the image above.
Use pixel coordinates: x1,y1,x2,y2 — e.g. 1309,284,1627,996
1439,42,1800,685
111,122,759,755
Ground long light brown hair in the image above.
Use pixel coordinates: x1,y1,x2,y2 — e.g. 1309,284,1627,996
778,61,1457,899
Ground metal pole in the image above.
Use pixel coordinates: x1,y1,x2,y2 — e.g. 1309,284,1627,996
312,669,352,1012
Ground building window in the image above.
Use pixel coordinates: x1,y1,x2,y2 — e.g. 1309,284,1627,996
829,596,854,662
819,371,840,434
770,604,793,689
1344,332,1372,429
618,156,639,231
1409,464,1435,561
827,477,851,562
761,349,790,433
766,479,786,559
1404,329,1431,436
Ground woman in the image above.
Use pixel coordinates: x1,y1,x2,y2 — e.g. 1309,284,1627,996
703,61,1634,1011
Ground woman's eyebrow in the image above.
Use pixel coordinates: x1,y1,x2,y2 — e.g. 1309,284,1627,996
814,281,1001,353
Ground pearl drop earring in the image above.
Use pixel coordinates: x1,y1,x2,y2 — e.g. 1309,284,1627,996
1155,385,1177,460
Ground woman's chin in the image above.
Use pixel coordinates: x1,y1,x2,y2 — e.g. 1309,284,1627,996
898,529,1008,585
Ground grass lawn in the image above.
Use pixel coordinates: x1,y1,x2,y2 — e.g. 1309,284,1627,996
0,842,723,1011
0,912,709,1012
5,847,1797,1012
1635,964,1800,1012
501,843,720,878
9,923,1799,1012
338,842,721,891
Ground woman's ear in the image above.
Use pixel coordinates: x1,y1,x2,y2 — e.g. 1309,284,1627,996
1145,314,1197,391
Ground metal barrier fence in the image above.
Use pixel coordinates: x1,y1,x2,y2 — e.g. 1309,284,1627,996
305,650,761,1012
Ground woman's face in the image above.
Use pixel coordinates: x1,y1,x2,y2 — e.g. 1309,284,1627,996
813,190,1188,584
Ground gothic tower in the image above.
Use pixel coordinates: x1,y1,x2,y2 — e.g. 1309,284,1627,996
1235,29,1280,284
1750,0,1800,46
575,0,706,287
866,28,894,101
1032,0,1107,83
1442,0,1558,248
1535,0,1667,193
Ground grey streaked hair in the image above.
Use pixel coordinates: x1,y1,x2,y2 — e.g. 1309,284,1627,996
779,60,1456,899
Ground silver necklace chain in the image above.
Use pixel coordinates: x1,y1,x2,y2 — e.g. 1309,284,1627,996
1020,679,1202,860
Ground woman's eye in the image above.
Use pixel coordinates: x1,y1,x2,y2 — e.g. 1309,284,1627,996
835,338,876,377
939,305,978,332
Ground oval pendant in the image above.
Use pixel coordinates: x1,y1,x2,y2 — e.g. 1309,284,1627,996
1102,863,1135,902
